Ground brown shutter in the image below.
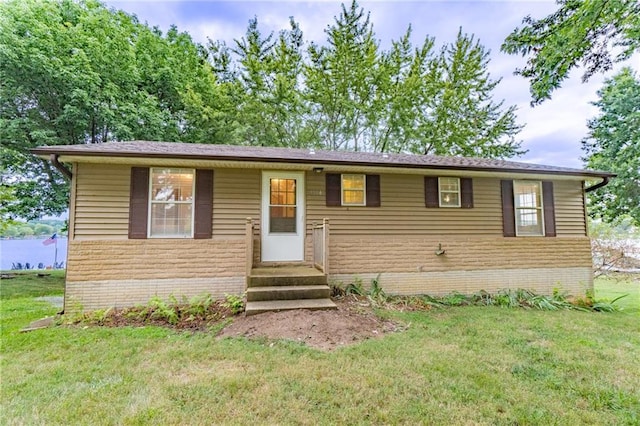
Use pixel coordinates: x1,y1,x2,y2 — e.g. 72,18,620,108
366,175,381,207
542,181,556,237
326,173,341,206
129,167,149,239
501,180,516,237
424,177,439,207
194,169,214,239
461,178,473,208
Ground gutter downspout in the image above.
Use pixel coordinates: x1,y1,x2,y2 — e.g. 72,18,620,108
50,154,72,181
585,176,611,193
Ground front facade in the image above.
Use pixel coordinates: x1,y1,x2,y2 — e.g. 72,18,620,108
33,142,613,311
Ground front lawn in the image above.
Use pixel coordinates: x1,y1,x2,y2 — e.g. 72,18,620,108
1,273,638,424
0,269,65,299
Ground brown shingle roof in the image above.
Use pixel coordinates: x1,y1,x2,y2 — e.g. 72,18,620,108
31,140,614,178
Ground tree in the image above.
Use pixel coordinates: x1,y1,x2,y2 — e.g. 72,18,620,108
305,2,523,156
305,1,381,151
502,0,640,105
210,17,308,147
582,67,640,225
420,29,524,158
0,0,228,219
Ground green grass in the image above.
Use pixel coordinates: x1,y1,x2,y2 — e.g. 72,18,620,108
1,273,639,424
1,270,65,299
595,274,640,314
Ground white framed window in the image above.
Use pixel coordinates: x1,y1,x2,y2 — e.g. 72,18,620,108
514,180,544,236
148,168,195,238
439,177,460,207
342,174,366,206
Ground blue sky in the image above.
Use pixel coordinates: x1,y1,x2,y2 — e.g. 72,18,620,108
105,0,638,169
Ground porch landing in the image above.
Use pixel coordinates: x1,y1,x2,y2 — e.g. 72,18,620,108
245,265,336,316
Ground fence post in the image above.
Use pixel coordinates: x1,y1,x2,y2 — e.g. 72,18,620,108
245,217,253,287
323,218,330,276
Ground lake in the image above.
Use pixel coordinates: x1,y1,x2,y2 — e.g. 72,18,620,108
0,238,68,270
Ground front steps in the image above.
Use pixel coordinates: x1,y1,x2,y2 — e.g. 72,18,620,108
245,265,337,316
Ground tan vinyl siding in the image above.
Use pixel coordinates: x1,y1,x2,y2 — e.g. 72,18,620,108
212,168,261,237
306,173,587,237
73,165,261,240
307,173,504,236
74,163,130,240
554,180,587,236
71,165,586,241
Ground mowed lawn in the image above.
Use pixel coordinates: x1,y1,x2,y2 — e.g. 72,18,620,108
1,273,638,425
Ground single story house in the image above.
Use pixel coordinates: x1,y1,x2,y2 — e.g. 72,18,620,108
32,141,614,313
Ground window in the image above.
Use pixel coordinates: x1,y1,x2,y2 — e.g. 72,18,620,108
326,173,380,207
342,174,366,206
269,178,297,233
148,168,195,237
439,177,460,207
425,177,473,208
513,180,544,236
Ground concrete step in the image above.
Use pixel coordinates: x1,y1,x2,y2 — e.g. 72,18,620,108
245,298,338,316
246,285,331,302
248,274,327,287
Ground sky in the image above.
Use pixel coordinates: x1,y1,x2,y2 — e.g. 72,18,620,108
105,0,639,169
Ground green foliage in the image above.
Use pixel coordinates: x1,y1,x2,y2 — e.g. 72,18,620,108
392,288,624,312
583,68,640,226
3,0,526,219
0,0,228,219
344,276,366,296
1,219,67,237
222,293,245,314
147,296,179,325
592,294,628,312
502,0,640,104
210,1,523,157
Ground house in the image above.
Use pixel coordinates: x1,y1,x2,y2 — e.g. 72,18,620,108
32,141,614,313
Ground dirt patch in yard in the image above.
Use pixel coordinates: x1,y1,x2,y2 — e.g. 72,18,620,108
218,297,404,351
60,296,405,350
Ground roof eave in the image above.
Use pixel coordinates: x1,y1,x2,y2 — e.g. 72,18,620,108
30,147,616,180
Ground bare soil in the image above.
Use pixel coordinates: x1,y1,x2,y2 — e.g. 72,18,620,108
218,297,404,351
64,296,405,351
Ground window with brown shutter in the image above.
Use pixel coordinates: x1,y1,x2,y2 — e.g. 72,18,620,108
502,179,556,237
129,167,214,239
194,169,213,239
325,173,380,207
461,178,474,208
366,174,380,207
425,176,473,208
542,181,556,237
326,174,341,206
129,167,149,239
501,180,516,237
424,177,439,207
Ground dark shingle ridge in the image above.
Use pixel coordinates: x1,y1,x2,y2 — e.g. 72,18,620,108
31,140,614,178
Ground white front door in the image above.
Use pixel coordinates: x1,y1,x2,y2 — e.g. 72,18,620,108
261,171,305,262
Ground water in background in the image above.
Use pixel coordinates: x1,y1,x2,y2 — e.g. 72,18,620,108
0,238,68,270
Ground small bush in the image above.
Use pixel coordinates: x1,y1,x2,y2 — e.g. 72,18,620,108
380,289,625,313
222,293,245,314
62,293,242,329
345,277,365,296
